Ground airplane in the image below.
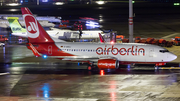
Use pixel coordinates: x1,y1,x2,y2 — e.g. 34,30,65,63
21,7,177,70
7,17,105,40
0,16,55,28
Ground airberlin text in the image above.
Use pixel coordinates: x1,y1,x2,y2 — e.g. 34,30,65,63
96,45,145,56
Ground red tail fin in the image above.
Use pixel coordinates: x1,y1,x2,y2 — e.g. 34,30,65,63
21,7,54,43
99,33,105,43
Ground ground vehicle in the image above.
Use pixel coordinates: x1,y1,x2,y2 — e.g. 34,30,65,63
134,37,169,47
172,37,180,46
0,35,8,43
122,38,129,43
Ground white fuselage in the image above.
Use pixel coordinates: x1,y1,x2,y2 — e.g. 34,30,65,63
47,42,176,63
12,29,104,39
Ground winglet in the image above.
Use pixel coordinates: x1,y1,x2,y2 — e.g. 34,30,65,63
28,43,41,57
99,33,105,43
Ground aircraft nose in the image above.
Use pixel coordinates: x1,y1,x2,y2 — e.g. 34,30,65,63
169,53,177,61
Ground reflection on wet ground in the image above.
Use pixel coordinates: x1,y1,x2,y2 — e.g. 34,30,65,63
0,69,180,100
1,62,180,75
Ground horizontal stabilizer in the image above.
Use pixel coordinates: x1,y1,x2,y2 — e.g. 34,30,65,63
28,43,41,57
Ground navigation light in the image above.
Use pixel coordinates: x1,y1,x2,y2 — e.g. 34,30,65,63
43,55,47,59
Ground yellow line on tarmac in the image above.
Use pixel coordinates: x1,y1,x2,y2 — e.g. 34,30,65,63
160,67,180,69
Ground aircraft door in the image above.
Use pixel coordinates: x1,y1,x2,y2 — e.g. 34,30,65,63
149,48,154,57
148,48,154,61
48,45,52,55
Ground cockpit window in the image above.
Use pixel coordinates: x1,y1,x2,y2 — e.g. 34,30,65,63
159,50,169,53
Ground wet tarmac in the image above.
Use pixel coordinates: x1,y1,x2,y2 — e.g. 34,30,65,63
1,66,180,100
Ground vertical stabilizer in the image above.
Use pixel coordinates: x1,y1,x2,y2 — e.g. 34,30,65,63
21,7,54,43
7,17,27,33
99,33,105,43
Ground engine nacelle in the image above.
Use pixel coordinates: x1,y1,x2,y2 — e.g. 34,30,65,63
97,59,119,69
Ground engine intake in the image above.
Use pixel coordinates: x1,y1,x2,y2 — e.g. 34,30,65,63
97,59,119,69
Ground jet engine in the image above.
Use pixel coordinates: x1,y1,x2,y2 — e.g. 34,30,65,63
97,59,119,69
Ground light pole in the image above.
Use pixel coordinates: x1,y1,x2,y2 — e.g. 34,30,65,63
37,0,39,5
129,0,133,43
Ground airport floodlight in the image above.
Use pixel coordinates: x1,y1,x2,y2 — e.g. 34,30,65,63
20,0,23,3
174,3,180,6
96,1,105,5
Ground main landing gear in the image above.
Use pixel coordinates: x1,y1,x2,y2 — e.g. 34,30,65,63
87,64,97,71
87,62,98,71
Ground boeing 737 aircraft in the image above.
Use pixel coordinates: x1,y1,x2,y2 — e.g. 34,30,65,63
7,17,105,40
21,7,177,70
